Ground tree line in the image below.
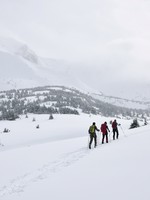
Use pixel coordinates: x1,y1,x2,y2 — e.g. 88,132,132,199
0,86,149,120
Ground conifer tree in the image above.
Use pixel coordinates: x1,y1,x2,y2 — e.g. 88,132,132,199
129,118,140,129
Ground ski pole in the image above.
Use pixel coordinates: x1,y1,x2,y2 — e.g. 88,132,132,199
119,125,126,137
87,135,90,148
97,133,100,146
109,131,112,142
99,132,101,145
87,134,92,149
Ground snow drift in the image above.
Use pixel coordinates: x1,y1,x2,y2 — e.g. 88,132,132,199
0,114,149,200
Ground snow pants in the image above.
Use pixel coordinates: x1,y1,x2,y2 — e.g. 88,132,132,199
102,133,108,144
89,133,97,149
113,128,119,140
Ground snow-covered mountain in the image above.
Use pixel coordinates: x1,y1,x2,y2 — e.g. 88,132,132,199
0,36,90,92
0,37,42,90
0,36,150,106
0,35,150,113
1,0,150,101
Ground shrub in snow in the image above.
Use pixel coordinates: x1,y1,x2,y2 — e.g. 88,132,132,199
36,124,40,129
32,117,36,122
129,118,140,129
3,128,10,133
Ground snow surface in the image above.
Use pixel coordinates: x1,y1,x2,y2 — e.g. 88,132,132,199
0,114,149,200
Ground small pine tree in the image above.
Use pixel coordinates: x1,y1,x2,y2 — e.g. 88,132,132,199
32,117,36,122
49,114,54,120
36,124,40,129
144,118,148,126
3,128,10,133
129,118,140,129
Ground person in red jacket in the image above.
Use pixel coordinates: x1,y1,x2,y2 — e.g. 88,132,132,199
101,122,110,144
112,119,119,140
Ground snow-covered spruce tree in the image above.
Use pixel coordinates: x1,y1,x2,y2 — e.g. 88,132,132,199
49,114,54,120
1,110,19,121
36,124,40,129
32,117,36,122
144,118,148,125
129,118,140,129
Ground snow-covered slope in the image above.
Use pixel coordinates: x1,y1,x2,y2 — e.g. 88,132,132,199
0,114,150,200
92,92,150,110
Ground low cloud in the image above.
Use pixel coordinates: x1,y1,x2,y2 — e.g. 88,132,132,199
0,0,150,97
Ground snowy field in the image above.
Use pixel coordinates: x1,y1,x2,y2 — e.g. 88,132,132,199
0,114,150,200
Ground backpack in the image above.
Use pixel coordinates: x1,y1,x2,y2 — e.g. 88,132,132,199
112,121,116,129
101,124,104,133
101,123,106,133
88,125,95,134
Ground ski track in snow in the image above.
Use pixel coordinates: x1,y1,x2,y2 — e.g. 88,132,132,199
0,147,89,197
0,127,147,197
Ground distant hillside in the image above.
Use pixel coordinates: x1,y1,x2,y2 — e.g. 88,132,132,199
0,86,149,121
92,93,150,110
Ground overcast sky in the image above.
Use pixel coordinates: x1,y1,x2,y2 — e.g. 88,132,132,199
0,0,150,97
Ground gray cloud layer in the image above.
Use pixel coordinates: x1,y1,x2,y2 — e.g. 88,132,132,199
0,0,150,97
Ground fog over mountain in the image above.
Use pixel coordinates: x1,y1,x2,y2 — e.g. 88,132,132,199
0,0,150,100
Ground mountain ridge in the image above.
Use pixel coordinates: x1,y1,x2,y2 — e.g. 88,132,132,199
0,36,150,102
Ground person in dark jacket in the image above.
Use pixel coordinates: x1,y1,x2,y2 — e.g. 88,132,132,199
88,122,99,149
112,119,119,140
101,122,110,144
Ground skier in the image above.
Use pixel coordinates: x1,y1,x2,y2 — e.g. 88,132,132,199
112,119,120,140
101,122,110,144
88,122,100,149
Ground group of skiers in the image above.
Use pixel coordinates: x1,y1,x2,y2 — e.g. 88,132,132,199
88,119,120,149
